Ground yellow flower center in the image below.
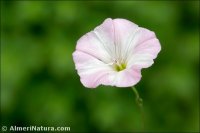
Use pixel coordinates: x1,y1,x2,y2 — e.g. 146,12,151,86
114,62,127,71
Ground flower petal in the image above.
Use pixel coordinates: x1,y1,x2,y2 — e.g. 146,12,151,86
108,68,142,87
112,19,139,60
127,28,161,69
73,50,113,88
76,18,120,64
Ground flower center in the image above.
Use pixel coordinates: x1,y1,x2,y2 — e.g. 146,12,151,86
114,60,127,72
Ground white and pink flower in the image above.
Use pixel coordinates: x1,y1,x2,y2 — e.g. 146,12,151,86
73,18,161,88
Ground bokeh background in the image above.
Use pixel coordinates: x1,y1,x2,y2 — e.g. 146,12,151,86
1,1,199,132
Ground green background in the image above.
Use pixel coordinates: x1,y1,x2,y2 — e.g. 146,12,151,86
1,1,199,132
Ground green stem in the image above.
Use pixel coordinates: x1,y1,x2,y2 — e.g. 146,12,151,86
131,86,145,130
131,87,143,107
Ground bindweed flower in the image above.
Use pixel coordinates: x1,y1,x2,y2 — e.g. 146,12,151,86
73,18,161,88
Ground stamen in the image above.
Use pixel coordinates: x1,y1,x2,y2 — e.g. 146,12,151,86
113,60,127,72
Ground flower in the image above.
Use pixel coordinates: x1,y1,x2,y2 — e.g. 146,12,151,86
72,18,161,88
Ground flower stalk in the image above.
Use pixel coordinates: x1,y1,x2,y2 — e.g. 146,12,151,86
131,87,143,107
131,86,145,130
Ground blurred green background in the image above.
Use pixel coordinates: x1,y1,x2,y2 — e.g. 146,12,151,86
1,1,199,132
